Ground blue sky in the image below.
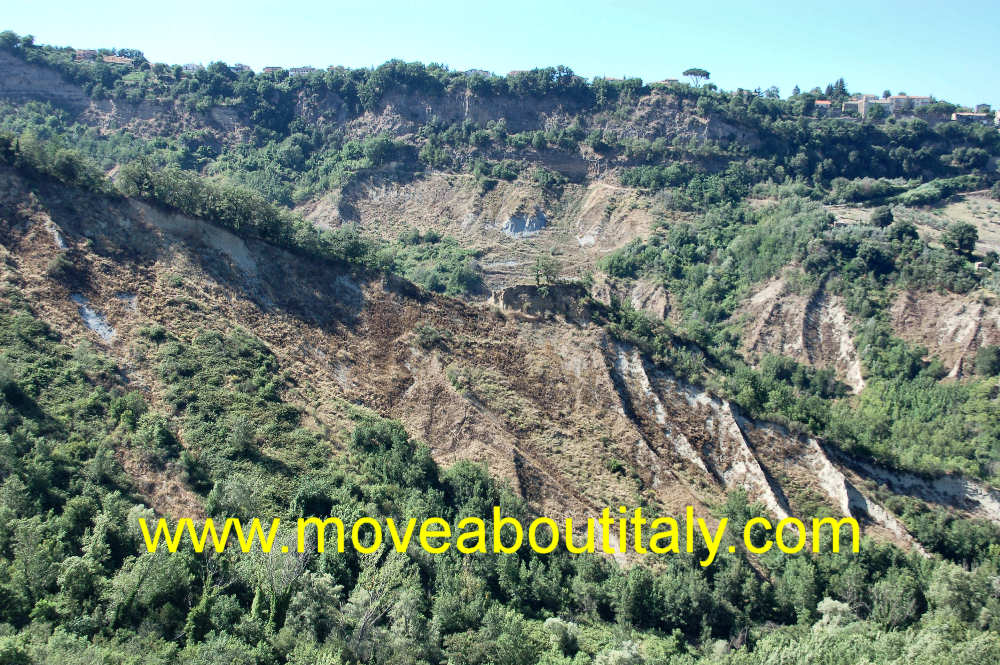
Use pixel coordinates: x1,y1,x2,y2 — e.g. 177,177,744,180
5,0,998,107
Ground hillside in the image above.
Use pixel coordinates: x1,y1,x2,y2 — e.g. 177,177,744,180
1,30,1000,665
11,163,998,535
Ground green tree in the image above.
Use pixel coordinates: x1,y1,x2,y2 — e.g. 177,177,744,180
0,30,19,51
869,205,893,227
534,255,561,286
942,222,978,254
866,103,889,121
236,528,310,631
975,345,1000,376
682,68,710,87
870,568,921,628
343,551,413,662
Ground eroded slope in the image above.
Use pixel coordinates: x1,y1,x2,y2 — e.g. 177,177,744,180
3,168,998,557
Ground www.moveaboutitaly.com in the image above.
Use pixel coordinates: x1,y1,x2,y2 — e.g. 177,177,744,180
139,506,860,567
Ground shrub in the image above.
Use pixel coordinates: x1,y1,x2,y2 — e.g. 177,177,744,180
0,357,15,398
976,345,1000,376
942,222,978,254
532,167,567,190
490,160,519,181
828,178,906,203
413,324,450,349
869,205,893,227
398,228,422,245
138,323,168,343
45,253,75,281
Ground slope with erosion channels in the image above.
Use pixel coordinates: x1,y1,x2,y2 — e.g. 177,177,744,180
3,166,999,555
2,43,1000,546
890,288,1000,378
739,275,865,392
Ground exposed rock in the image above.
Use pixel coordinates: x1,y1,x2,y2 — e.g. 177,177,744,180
501,208,547,238
302,174,657,292
489,283,592,322
741,277,864,393
890,289,1000,378
0,51,247,145
70,293,115,342
604,340,938,552
135,201,259,278
44,219,67,249
0,50,92,111
590,273,675,322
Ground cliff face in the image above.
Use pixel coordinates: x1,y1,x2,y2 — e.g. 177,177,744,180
360,85,756,145
0,51,245,142
0,50,92,110
300,174,659,291
0,51,761,157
